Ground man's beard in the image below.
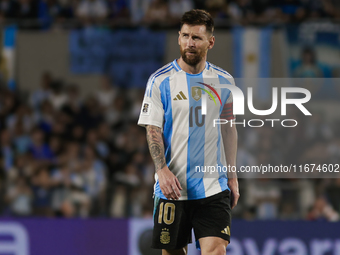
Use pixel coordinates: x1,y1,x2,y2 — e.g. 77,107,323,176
180,47,205,66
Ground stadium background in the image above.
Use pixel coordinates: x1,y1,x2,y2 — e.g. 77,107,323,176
0,0,340,254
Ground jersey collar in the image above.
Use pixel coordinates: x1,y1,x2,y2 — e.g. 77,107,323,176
172,59,209,73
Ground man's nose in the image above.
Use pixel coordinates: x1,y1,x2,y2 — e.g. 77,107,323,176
188,37,195,47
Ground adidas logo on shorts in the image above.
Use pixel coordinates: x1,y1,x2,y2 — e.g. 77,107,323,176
221,226,231,235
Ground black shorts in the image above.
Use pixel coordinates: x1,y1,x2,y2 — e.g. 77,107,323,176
152,189,231,250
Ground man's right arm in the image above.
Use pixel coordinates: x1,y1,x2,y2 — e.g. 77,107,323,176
146,125,167,171
146,125,182,200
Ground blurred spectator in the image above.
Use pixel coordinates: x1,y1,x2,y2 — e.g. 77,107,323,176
242,206,256,220
61,83,83,125
35,100,55,134
86,128,110,160
326,179,340,214
168,0,194,23
52,159,91,217
80,146,107,215
130,0,152,24
38,0,62,27
79,95,104,130
205,0,228,22
277,0,306,23
305,0,338,19
13,122,32,154
306,196,339,221
29,127,55,165
16,0,39,20
107,0,130,22
38,0,78,28
7,104,34,133
0,90,19,128
1,129,15,171
48,80,68,110
293,47,323,78
31,167,54,216
76,0,108,23
279,202,299,220
128,89,144,121
110,185,126,217
305,113,333,143
70,125,85,143
95,76,117,109
245,179,281,220
6,176,33,216
105,94,129,127
143,0,168,25
0,0,18,19
228,0,253,24
114,163,141,216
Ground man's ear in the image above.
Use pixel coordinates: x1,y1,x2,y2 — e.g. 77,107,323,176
208,35,215,50
178,31,181,45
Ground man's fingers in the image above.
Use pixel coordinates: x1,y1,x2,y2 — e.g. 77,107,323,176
175,178,182,190
160,175,182,200
162,186,172,200
170,191,178,200
162,184,180,200
171,185,181,199
231,193,240,209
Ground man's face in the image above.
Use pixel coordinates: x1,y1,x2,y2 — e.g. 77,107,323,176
178,24,214,66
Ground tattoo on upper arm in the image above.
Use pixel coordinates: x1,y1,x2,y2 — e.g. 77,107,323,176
146,126,166,171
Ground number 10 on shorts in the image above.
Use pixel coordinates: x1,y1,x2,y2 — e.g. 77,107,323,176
158,202,176,225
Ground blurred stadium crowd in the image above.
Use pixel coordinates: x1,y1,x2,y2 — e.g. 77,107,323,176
0,72,339,221
1,0,340,29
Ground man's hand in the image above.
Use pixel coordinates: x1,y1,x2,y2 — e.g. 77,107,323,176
157,165,182,200
228,178,240,209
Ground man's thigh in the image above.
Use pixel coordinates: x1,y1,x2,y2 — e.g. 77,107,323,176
152,196,192,250
199,237,229,255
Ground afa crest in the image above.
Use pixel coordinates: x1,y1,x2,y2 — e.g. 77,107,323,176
191,83,219,105
160,228,170,244
191,87,202,101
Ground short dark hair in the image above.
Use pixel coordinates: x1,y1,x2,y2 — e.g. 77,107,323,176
180,9,214,34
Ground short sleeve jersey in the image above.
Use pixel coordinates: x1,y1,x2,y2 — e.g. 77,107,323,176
138,60,236,200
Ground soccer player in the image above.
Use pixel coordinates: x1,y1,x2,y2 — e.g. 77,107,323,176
138,9,239,255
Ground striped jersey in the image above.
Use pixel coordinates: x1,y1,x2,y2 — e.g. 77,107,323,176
138,59,236,200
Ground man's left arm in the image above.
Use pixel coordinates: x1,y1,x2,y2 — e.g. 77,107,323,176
221,122,239,209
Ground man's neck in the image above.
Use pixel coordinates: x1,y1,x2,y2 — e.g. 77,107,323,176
177,57,206,74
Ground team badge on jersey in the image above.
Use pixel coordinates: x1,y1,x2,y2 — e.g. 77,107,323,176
192,87,202,101
141,103,151,115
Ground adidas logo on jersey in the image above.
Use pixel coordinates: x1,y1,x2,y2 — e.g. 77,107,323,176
173,91,187,101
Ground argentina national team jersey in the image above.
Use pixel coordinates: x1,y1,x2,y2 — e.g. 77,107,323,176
138,59,236,200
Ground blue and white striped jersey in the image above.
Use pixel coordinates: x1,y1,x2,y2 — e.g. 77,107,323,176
138,59,235,200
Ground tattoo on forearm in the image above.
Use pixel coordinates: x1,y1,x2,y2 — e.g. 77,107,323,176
146,126,166,171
